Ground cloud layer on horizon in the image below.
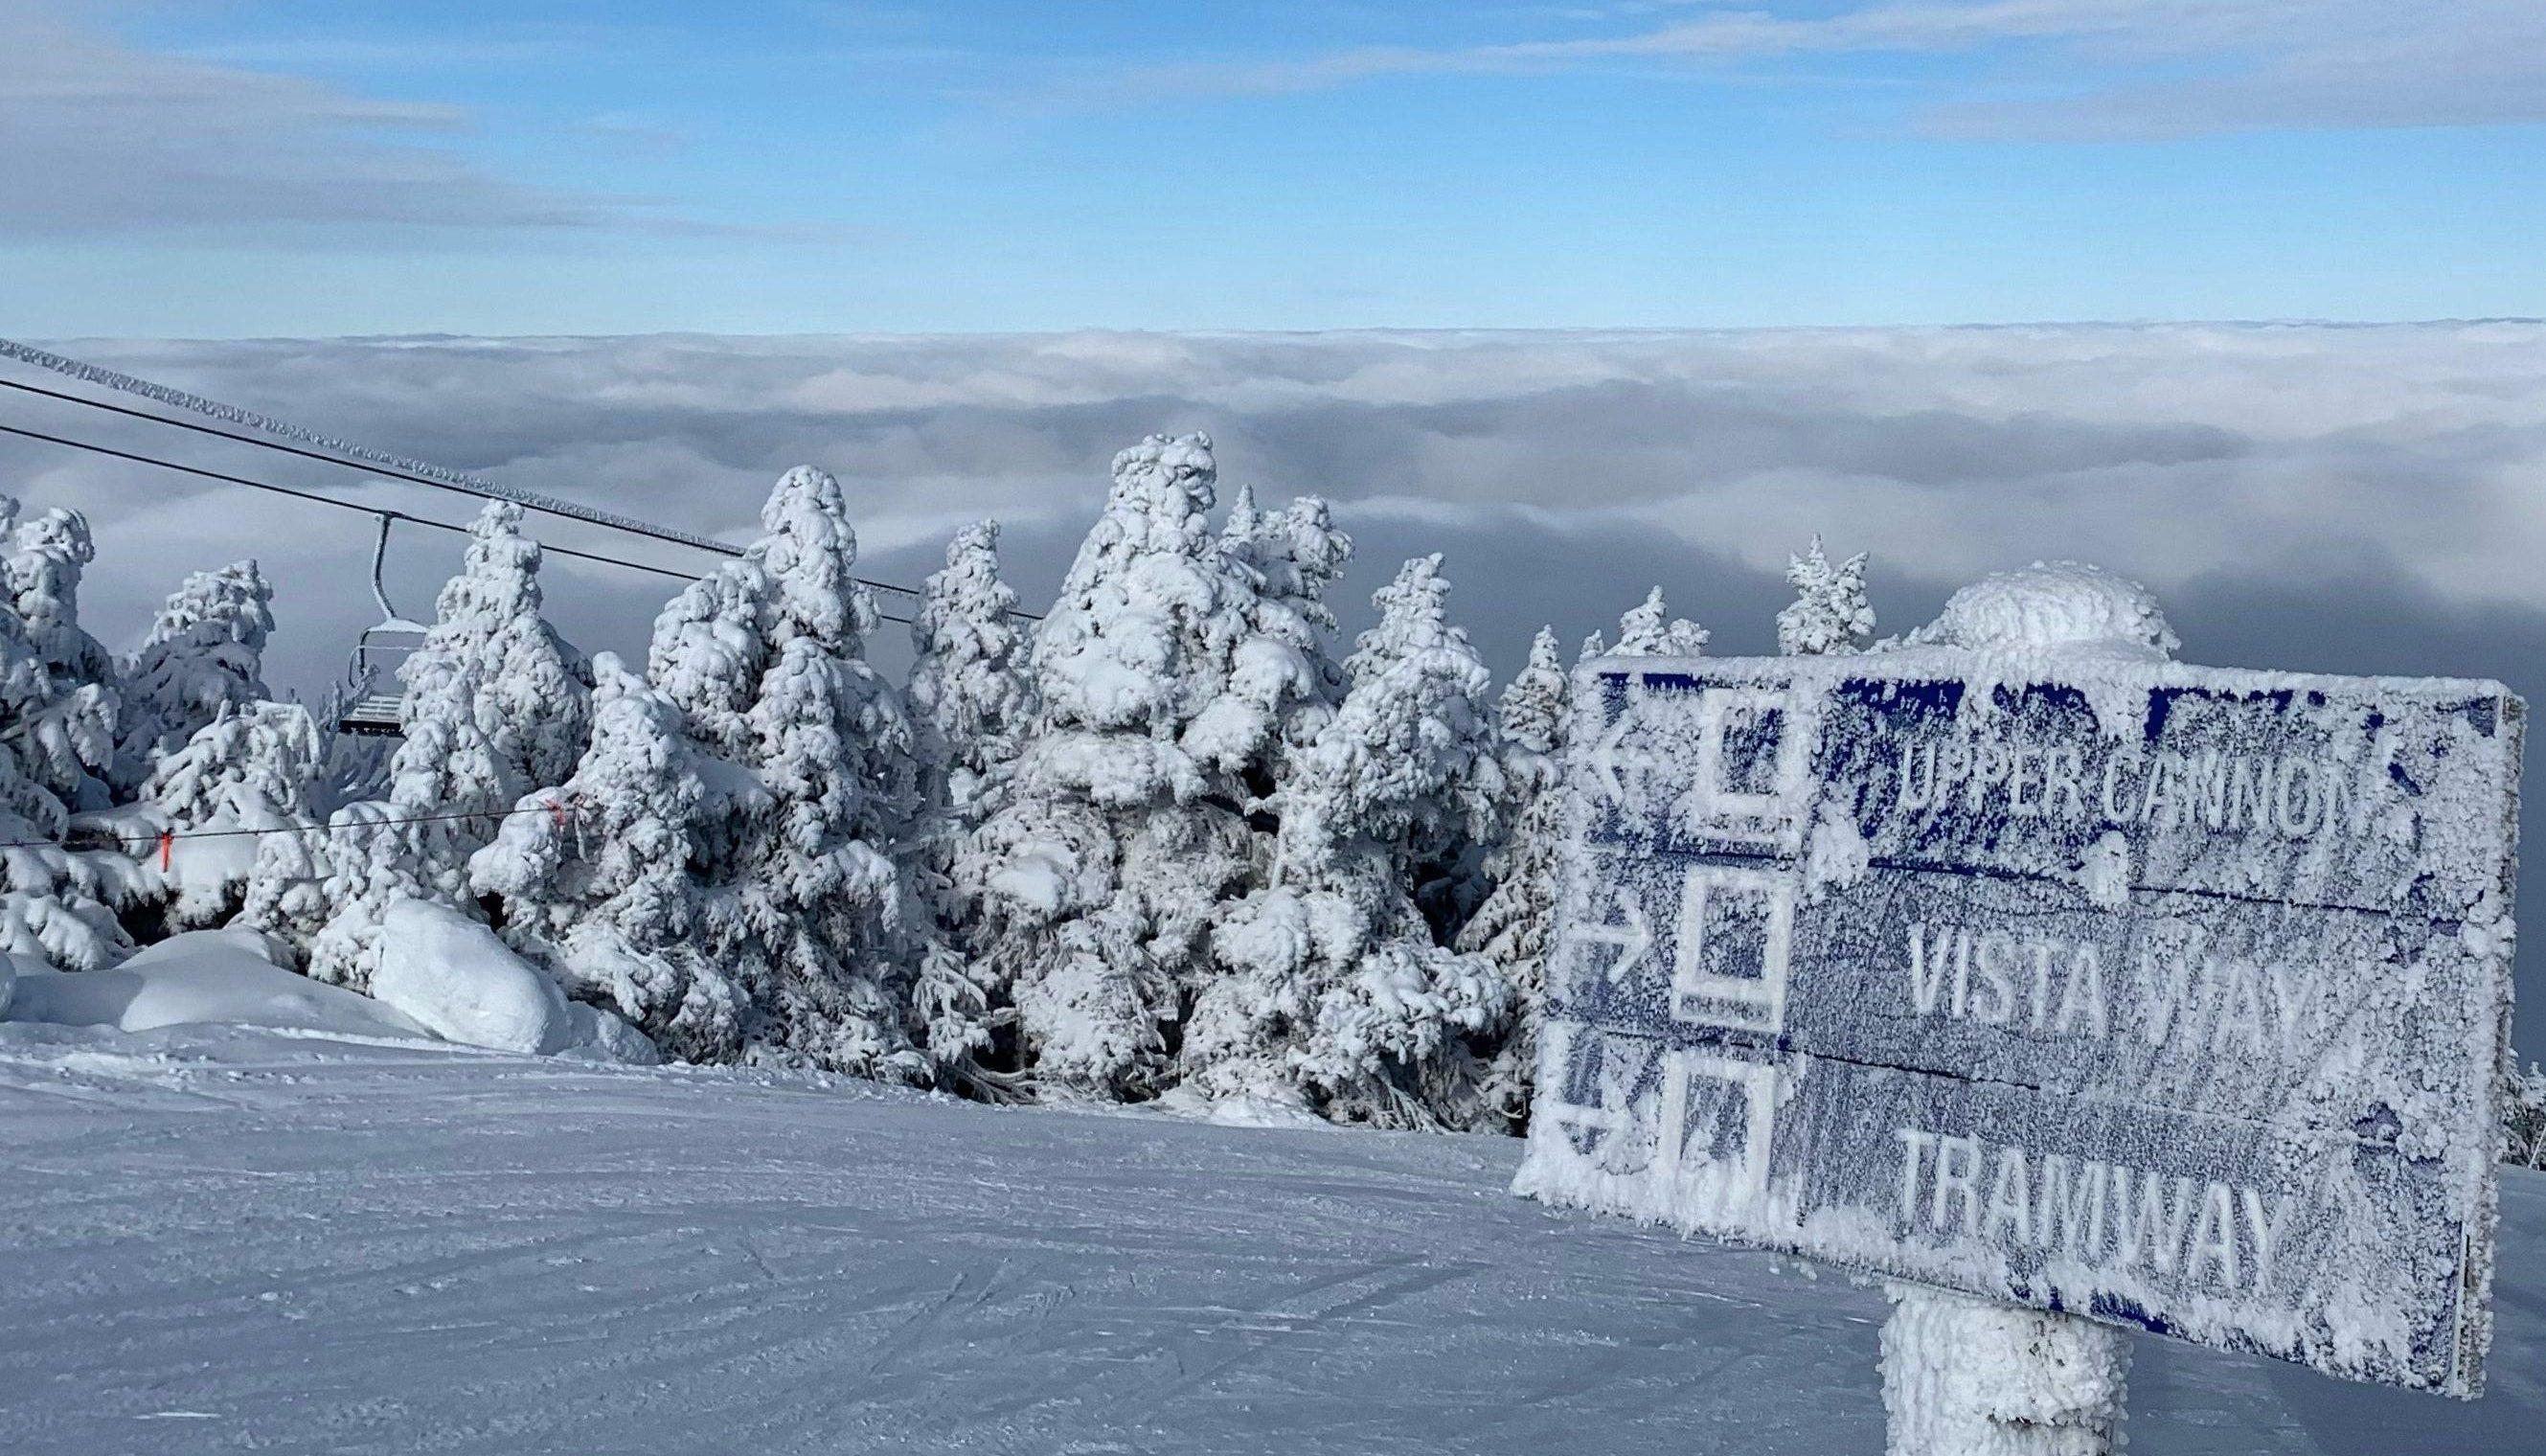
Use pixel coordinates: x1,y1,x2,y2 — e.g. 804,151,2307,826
13,323,2544,682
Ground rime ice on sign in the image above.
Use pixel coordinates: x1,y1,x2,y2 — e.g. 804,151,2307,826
1514,647,2522,1398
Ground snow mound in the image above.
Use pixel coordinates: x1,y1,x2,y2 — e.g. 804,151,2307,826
1153,1081,1332,1129
558,1002,665,1066
371,899,573,1056
6,929,432,1040
1909,561,2179,659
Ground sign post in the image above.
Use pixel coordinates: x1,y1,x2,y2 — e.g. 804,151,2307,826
1516,609,2521,1448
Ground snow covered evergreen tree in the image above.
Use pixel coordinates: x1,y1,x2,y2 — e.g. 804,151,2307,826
1456,625,1572,1126
511,466,923,1077
143,700,325,929
1193,556,1512,1128
1776,535,1875,656
1611,585,1709,657
309,502,588,990
739,627,921,1076
1216,484,1355,748
964,434,1324,1101
2508,1062,2546,1171
471,652,757,1061
237,817,332,966
904,521,1034,1087
908,521,1032,835
112,560,274,794
7,505,117,702
0,496,133,968
730,466,923,1077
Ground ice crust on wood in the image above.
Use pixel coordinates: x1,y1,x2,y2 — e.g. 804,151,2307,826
1516,562,2521,1397
1880,1284,2130,1456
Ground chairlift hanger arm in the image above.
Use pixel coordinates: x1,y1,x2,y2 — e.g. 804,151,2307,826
367,512,407,626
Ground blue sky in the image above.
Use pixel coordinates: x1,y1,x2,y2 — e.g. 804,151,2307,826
4,1,2543,335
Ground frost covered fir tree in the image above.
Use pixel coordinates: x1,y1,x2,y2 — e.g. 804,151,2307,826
904,521,1034,1084
1611,585,1710,657
618,466,924,1077
471,653,757,1060
2506,1062,2546,1170
112,560,274,794
1211,478,1358,885
1216,483,1355,743
237,814,332,965
143,700,325,930
742,631,923,1076
965,434,1332,1101
1456,626,1571,1126
403,501,592,804
1193,556,1513,1129
907,521,1032,836
0,497,134,968
6,504,117,702
308,502,589,990
1777,535,1875,656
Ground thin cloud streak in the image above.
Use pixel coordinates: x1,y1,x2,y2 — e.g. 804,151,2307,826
1152,0,2546,138
0,1,654,239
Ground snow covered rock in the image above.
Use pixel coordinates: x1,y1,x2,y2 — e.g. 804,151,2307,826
6,921,656,1064
1908,560,2176,659
370,898,573,1055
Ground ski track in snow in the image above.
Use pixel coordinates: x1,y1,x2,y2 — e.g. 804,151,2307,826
0,1024,2536,1456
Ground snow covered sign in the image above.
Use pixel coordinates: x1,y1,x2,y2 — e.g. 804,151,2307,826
1515,647,2522,1397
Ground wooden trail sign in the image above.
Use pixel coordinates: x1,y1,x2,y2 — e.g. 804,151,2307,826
1513,649,2522,1397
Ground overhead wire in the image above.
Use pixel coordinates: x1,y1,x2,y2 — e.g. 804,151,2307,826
0,421,871,612
1,798,590,856
0,338,1041,620
0,336,748,555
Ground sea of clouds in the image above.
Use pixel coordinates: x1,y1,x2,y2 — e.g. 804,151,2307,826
7,323,2545,1037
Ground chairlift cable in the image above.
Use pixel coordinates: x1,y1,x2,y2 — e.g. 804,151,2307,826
0,342,1037,618
0,422,923,626
0,339,746,556
0,363,928,603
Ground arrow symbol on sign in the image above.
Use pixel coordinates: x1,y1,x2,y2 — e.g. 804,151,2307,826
1577,891,1652,987
1590,676,1656,806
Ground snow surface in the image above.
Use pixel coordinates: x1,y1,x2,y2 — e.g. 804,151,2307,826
0,1022,2536,1456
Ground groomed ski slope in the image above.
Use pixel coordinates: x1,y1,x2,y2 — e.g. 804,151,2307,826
0,1024,2536,1456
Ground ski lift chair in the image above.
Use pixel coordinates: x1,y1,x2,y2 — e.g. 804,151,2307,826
337,512,430,739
